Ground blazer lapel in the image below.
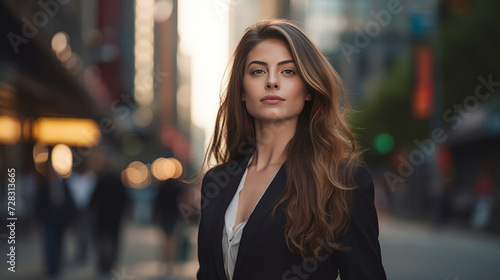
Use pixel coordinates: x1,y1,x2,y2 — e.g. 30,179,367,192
211,149,255,280
232,159,287,279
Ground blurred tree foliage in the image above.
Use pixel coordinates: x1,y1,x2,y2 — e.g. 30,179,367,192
350,60,429,164
440,0,500,110
351,0,500,164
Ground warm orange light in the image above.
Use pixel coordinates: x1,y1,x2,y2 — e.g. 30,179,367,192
121,170,128,187
0,115,21,144
34,152,49,164
413,46,434,119
23,119,31,141
124,161,150,188
169,158,183,179
33,142,49,163
33,153,49,175
33,142,49,175
127,166,144,185
52,32,69,55
51,144,72,178
32,118,100,147
151,157,175,181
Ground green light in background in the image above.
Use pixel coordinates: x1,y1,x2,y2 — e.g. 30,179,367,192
122,133,145,156
373,133,394,154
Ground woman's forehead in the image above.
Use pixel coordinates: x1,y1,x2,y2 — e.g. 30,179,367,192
246,39,293,65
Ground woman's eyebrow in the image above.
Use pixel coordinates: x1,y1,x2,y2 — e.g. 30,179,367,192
247,60,295,68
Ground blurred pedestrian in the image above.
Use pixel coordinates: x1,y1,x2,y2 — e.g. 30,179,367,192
67,158,97,265
35,163,76,275
89,150,128,275
196,19,386,279
18,162,40,232
471,156,494,230
152,178,187,275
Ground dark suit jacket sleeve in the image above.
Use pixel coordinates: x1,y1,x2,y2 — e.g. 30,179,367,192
335,165,387,280
196,168,213,280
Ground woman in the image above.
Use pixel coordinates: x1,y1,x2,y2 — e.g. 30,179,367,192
197,19,386,280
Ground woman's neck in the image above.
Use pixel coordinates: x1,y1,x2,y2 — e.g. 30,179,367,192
251,117,297,172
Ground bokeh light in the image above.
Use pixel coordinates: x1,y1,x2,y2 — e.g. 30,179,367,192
132,105,154,128
154,0,173,22
121,133,145,156
151,157,175,181
170,157,183,179
374,133,395,154
33,142,49,175
51,144,73,178
122,161,150,188
51,32,69,54
0,115,21,144
32,118,100,147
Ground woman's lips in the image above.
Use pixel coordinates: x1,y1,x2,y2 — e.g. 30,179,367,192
260,95,285,104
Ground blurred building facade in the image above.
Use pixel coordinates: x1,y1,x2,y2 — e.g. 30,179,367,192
0,0,191,225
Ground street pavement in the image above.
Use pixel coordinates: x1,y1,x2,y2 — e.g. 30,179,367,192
1,215,499,279
379,215,500,280
0,221,199,280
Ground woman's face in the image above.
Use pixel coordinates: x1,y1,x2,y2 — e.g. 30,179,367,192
242,39,311,122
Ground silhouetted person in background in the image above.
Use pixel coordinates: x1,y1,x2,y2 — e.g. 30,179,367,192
67,158,97,265
152,178,187,275
35,163,77,276
471,155,494,230
89,151,128,275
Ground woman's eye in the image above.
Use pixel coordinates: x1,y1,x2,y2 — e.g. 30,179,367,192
251,69,264,75
282,69,295,75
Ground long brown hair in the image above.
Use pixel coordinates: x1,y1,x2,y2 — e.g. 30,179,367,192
202,19,361,259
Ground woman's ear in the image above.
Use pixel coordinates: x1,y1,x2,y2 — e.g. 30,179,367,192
305,92,312,101
242,93,246,101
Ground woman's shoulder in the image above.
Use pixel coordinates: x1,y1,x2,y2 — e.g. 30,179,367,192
202,156,247,185
351,163,375,201
337,163,386,279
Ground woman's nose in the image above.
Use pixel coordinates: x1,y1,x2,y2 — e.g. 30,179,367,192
266,75,279,90
266,83,279,89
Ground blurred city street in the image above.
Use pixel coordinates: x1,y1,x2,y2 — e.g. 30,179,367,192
379,215,500,280
1,214,499,279
1,0,500,279
0,221,199,280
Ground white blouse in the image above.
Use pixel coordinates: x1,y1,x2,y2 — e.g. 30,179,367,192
222,153,280,280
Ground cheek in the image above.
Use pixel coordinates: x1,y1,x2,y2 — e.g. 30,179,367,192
243,78,258,98
288,83,308,112
242,78,257,112
290,99,306,113
289,81,307,101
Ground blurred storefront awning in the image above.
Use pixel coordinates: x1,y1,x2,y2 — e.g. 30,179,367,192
446,94,500,146
0,0,103,121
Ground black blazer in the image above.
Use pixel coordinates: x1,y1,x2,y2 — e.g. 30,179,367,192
197,150,386,280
